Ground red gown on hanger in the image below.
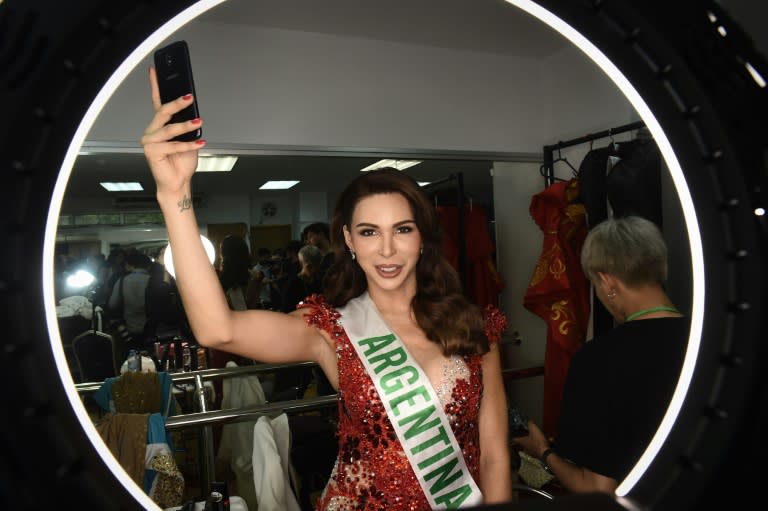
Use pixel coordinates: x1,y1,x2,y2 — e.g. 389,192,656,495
523,179,590,438
436,203,504,308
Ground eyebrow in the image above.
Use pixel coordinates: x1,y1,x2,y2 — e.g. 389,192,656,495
354,219,416,229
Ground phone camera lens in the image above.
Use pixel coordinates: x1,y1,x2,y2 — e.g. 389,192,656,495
165,54,173,66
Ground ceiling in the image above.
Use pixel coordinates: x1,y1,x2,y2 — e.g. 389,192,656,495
63,151,500,213
62,0,560,214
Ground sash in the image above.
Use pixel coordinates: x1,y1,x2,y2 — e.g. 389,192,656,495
338,292,483,509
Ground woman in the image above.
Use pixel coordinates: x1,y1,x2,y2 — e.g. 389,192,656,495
217,234,253,311
141,73,511,509
514,215,689,494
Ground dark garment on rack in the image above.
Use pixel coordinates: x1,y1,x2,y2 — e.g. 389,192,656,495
577,139,662,229
577,138,663,338
606,138,662,227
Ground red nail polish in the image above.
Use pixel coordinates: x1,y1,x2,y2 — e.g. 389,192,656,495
195,139,206,145
191,118,201,125
182,93,193,100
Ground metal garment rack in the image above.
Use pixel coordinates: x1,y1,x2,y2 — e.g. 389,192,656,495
76,362,544,497
541,120,646,187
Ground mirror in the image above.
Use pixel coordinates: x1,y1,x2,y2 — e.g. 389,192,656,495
2,0,765,510
53,0,694,506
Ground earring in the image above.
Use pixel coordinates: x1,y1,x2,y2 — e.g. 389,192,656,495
607,290,617,299
350,249,356,260
420,245,423,255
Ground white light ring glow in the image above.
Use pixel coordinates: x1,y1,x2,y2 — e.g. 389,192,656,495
502,0,705,497
164,234,216,279
42,0,227,508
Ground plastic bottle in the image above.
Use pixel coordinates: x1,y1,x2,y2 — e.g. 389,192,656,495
126,349,139,372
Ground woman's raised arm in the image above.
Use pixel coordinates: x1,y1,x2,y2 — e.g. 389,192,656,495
140,66,328,366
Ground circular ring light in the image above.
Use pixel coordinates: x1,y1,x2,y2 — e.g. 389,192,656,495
163,234,216,279
1,0,765,510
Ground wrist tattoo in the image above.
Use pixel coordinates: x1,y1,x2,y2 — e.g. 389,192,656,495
178,194,192,212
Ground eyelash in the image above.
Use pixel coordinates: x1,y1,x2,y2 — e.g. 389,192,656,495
357,225,415,237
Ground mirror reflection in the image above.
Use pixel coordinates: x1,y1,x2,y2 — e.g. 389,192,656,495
51,0,693,508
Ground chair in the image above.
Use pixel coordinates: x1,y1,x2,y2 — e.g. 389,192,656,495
71,329,119,382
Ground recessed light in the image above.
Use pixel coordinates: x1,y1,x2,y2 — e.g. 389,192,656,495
259,180,299,190
100,182,143,192
197,155,238,172
360,159,422,172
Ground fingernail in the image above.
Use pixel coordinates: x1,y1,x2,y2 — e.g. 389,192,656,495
182,94,193,100
191,118,201,125
195,139,206,145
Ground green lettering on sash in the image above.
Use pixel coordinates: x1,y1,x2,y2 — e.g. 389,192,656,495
380,365,420,394
417,446,453,469
425,457,462,494
398,404,439,439
369,346,407,374
357,334,395,356
433,484,472,508
390,385,431,416
410,425,451,454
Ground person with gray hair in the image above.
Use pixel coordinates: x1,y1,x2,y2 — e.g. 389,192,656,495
514,215,689,495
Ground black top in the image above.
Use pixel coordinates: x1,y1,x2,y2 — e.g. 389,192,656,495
554,317,689,481
279,274,323,313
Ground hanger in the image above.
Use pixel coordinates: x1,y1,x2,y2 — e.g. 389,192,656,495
606,128,621,153
553,147,579,177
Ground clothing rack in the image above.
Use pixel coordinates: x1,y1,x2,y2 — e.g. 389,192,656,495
541,120,646,187
421,172,467,289
77,362,543,498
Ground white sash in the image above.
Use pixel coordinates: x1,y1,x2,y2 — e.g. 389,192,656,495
338,292,483,509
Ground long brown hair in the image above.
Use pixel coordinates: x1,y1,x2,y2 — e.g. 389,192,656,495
323,167,490,356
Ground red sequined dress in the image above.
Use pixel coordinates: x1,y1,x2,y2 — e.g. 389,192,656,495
298,295,507,511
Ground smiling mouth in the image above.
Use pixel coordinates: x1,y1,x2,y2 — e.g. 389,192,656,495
375,264,402,277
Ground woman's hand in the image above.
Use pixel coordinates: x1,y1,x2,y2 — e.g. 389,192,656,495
140,66,206,196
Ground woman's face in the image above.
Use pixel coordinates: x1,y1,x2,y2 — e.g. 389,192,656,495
344,192,422,295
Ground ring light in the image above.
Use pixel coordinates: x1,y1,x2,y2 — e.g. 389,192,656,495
1,1,765,509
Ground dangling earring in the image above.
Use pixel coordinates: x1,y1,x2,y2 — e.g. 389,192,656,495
350,249,356,260
420,245,423,255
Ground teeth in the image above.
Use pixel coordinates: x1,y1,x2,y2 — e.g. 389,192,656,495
379,266,398,273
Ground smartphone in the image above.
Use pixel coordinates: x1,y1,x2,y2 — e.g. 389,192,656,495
153,40,201,142
508,403,530,438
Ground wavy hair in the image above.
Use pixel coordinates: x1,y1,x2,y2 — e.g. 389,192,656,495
323,167,489,356
218,235,252,291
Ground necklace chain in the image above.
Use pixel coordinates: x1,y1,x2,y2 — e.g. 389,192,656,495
625,305,680,322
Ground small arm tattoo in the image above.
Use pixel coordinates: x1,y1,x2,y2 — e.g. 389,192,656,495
178,194,192,212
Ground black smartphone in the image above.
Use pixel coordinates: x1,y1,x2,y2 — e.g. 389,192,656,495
508,403,530,438
153,40,201,142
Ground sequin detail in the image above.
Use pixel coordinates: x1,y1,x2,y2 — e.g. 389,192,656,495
299,295,505,511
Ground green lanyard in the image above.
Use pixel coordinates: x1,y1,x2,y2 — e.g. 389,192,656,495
625,305,680,322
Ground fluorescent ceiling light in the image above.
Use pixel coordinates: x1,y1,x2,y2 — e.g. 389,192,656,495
100,182,143,192
197,155,238,172
259,180,299,190
360,159,422,172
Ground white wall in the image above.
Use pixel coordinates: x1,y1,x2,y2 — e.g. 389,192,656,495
88,21,633,154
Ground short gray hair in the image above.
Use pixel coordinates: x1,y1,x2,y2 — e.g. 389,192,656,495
298,244,323,268
580,216,668,286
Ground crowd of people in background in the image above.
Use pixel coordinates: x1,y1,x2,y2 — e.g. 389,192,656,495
54,222,338,380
